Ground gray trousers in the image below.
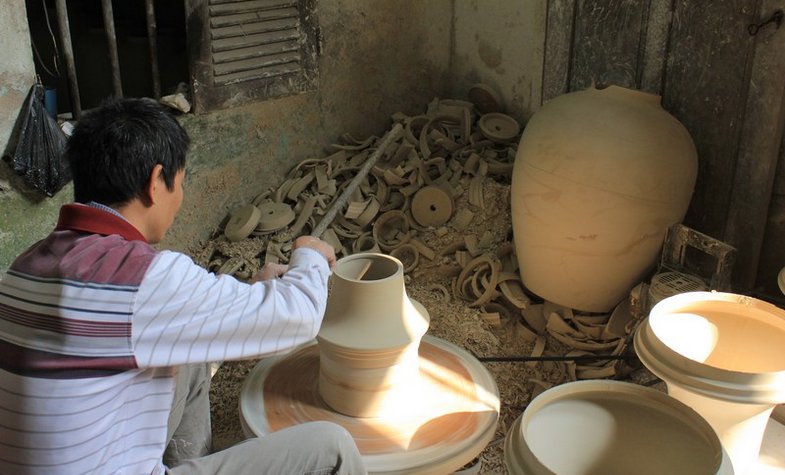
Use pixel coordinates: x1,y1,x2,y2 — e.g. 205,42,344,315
164,363,367,475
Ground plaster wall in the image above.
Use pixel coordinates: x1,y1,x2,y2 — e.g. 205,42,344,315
0,0,73,272
450,0,546,122
0,0,546,269
0,0,36,149
0,0,452,268
166,0,452,254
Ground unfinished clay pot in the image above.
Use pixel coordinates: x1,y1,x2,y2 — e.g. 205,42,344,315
504,380,726,475
317,253,430,418
511,85,698,312
635,291,785,474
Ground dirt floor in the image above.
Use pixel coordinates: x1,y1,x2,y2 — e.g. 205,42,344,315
186,109,653,474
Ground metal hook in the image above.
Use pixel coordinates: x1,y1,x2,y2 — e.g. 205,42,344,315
748,9,784,36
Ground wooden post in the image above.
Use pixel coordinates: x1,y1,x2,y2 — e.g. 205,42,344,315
145,0,162,98
54,0,81,119
311,123,403,238
100,0,123,98
723,1,785,290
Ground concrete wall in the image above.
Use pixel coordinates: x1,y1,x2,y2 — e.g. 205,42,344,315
0,0,453,268
0,0,36,149
450,0,546,122
166,0,453,254
0,0,546,269
0,0,73,271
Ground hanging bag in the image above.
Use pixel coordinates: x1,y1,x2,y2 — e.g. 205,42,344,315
4,80,71,196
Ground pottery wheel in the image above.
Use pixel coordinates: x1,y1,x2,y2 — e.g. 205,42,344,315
240,335,499,474
478,113,520,143
256,201,296,232
410,186,454,228
225,204,262,242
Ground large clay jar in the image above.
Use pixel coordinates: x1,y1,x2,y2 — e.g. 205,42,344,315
511,85,698,312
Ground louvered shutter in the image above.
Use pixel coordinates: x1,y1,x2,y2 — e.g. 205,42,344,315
186,0,319,113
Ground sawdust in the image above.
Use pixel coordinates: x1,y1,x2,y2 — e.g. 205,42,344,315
187,108,649,473
192,178,644,474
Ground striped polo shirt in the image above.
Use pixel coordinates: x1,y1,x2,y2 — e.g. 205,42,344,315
0,203,330,474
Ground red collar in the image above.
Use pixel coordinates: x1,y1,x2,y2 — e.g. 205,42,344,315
55,204,148,243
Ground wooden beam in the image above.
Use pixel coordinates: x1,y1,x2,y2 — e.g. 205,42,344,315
569,0,648,91
145,0,161,98
724,1,785,290
101,0,123,98
664,0,752,244
54,0,81,119
542,0,576,102
639,0,672,94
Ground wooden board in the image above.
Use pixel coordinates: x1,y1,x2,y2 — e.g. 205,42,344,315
663,0,754,250
569,0,648,91
723,0,785,289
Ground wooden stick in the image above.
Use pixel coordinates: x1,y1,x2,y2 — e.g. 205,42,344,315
311,122,403,238
354,260,373,280
476,354,636,363
144,0,161,98
100,0,123,97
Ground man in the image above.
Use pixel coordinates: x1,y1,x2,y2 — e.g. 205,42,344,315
0,98,366,475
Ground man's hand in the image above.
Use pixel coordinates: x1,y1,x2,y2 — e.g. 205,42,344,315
249,263,288,283
293,236,337,270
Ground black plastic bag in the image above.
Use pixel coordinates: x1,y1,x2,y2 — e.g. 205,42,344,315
5,82,71,196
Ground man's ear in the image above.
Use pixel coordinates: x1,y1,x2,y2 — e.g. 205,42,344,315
142,164,165,206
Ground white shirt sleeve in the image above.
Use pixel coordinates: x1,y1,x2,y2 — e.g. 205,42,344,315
131,247,330,367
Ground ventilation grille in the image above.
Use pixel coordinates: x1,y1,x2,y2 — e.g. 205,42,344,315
209,0,304,86
648,271,708,306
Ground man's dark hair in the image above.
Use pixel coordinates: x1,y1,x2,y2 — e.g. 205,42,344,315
65,97,190,205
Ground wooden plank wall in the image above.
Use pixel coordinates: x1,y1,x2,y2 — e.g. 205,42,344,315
728,0,785,295
542,0,785,295
662,1,756,285
569,0,648,91
758,115,785,297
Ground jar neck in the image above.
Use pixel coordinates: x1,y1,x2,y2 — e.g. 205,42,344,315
600,84,662,106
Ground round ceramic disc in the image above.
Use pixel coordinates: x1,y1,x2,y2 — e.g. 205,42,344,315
468,83,503,114
478,113,521,143
256,201,296,232
411,186,454,227
224,204,262,242
778,267,785,295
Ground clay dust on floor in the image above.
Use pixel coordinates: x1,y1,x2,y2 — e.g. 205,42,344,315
189,176,646,474
182,94,660,472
